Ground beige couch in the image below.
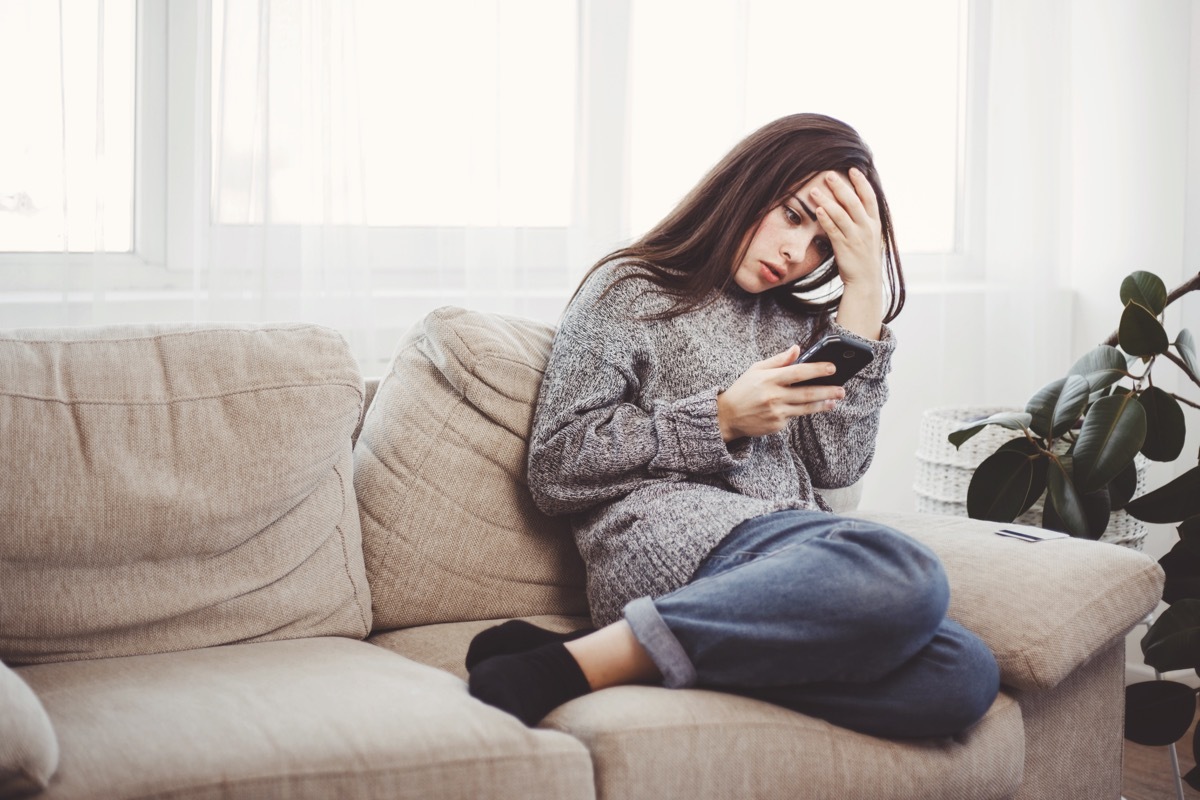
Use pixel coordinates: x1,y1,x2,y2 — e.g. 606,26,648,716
0,308,1163,800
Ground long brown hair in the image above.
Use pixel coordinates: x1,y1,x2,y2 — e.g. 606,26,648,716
574,113,905,322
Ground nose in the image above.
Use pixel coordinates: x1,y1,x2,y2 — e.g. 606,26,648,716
781,230,815,265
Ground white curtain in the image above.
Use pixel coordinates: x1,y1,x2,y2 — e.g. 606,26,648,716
194,0,601,375
195,0,377,365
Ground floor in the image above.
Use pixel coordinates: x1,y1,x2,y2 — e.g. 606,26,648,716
1124,717,1199,800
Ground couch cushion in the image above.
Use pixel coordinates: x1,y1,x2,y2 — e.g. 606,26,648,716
850,510,1164,691
0,659,59,796
544,686,1023,800
0,324,372,664
15,637,594,800
354,307,587,631
374,616,1022,800
370,614,594,681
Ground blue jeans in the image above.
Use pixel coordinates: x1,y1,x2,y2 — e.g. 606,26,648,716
623,510,1000,739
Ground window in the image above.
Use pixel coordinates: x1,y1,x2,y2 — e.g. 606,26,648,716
210,0,577,228
628,0,964,254
0,0,136,253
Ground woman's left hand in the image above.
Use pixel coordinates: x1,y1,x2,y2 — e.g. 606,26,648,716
807,168,883,290
808,168,885,340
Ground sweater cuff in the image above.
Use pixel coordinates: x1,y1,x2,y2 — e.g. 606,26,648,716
828,322,896,381
650,387,750,474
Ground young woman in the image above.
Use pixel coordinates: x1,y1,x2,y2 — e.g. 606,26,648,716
466,113,999,739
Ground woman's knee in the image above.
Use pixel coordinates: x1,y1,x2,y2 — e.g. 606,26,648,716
834,524,950,640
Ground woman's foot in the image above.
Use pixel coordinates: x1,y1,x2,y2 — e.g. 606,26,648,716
467,642,592,725
464,620,595,670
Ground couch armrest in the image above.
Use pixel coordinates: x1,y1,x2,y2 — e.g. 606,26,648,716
850,510,1164,692
0,661,58,795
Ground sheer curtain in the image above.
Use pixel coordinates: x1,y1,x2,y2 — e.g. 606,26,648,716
192,0,594,375
0,0,135,328
195,0,377,366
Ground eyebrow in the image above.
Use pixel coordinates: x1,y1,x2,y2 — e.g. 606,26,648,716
791,195,818,222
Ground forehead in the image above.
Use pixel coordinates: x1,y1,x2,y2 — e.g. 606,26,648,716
789,170,851,195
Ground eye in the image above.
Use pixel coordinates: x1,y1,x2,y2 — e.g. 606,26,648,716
783,206,802,225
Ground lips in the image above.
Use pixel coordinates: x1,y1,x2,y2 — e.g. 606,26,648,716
759,261,785,283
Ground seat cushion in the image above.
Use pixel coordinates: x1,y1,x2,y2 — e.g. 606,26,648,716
544,685,1023,800
370,614,593,681
0,323,372,664
354,307,587,631
0,659,59,796
16,637,594,800
379,616,1022,800
850,510,1164,691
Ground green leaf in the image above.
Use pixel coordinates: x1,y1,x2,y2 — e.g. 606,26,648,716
1138,386,1186,462
1045,456,1089,537
1142,598,1200,672
1026,375,1090,439
1160,541,1200,604
1180,516,1200,558
966,442,1044,523
1109,459,1139,511
1073,393,1148,493
1043,479,1110,539
1120,271,1168,316
948,411,1033,449
1069,345,1129,394
1177,329,1199,382
1125,681,1197,745
1119,301,1170,357
1127,466,1200,523
998,437,1049,516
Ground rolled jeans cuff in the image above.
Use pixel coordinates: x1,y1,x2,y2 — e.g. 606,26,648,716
624,596,697,689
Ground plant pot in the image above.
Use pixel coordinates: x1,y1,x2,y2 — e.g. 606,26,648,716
914,406,1147,550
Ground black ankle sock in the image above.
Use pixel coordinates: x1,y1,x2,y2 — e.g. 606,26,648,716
468,642,592,726
465,620,595,671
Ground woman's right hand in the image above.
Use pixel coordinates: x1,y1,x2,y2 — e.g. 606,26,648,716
716,345,846,442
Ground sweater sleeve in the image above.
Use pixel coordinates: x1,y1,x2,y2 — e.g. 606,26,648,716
527,330,751,516
789,322,897,489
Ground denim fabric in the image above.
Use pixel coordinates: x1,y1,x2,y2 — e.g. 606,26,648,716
623,509,999,739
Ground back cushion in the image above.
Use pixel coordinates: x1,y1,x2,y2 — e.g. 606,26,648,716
355,307,587,631
0,324,372,664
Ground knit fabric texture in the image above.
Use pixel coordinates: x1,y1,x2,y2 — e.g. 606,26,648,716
527,264,897,626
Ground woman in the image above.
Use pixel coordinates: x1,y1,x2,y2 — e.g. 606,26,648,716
466,113,999,739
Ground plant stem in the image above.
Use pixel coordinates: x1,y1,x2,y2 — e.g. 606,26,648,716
1103,271,1200,347
1174,393,1200,411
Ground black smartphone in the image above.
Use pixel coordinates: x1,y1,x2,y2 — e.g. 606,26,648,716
791,334,874,386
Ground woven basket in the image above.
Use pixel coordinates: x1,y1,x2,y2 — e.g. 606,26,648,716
914,406,1147,550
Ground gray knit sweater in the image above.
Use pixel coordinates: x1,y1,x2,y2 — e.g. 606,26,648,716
527,263,896,627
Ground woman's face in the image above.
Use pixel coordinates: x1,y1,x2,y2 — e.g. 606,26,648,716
731,171,840,294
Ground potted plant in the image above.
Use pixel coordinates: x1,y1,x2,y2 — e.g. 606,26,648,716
946,269,1200,781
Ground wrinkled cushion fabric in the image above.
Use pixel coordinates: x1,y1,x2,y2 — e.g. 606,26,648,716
15,638,594,800
355,307,587,631
0,324,372,664
850,510,1163,691
0,659,59,796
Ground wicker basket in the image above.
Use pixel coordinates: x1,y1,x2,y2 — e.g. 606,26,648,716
914,406,1147,550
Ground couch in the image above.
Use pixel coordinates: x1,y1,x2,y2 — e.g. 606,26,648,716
0,307,1164,800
